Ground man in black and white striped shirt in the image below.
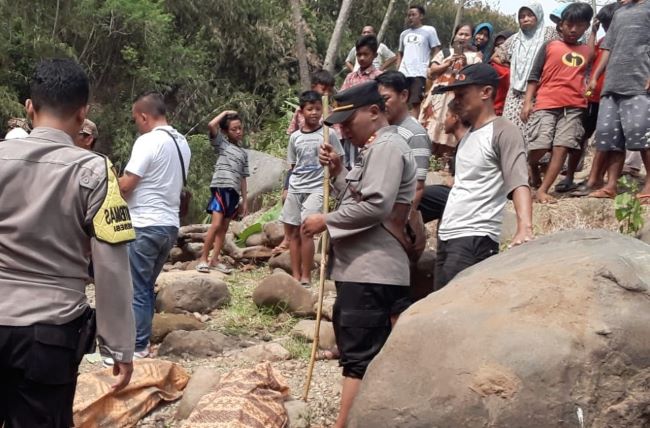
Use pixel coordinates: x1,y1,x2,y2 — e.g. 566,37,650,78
376,71,432,208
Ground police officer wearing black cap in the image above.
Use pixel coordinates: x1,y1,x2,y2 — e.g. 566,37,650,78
432,63,533,289
302,81,417,428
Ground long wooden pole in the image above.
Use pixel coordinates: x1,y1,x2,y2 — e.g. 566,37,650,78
303,95,331,401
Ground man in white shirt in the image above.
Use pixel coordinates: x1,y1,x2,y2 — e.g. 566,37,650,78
345,26,397,72
118,91,191,358
396,4,441,117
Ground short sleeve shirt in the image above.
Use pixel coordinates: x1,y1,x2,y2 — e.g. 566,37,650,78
396,115,431,181
439,117,529,243
288,126,343,194
398,25,441,77
601,1,650,96
125,126,191,228
210,134,249,192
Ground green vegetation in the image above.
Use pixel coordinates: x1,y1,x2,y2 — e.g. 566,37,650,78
614,176,645,235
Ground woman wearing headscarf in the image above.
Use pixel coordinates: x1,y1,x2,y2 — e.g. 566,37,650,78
473,22,494,61
492,2,558,141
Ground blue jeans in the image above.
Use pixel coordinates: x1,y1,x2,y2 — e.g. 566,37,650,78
129,226,178,351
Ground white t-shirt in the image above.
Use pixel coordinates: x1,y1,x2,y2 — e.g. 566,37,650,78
125,125,191,228
398,25,441,78
5,128,29,139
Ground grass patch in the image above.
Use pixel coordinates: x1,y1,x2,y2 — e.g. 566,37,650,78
283,337,312,360
213,268,299,338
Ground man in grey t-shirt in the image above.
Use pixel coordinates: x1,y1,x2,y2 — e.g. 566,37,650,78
345,26,397,72
433,63,533,290
397,4,441,117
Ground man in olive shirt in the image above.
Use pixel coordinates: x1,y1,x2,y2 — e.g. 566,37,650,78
0,59,135,427
303,81,416,428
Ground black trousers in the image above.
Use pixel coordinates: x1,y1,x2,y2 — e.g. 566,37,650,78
418,185,451,223
0,317,83,428
434,235,499,291
332,282,410,380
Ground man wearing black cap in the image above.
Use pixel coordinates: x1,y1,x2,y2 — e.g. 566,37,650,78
302,80,416,428
432,63,533,290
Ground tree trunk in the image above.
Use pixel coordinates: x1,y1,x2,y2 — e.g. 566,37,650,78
450,0,465,48
323,0,355,74
290,0,310,91
377,0,397,43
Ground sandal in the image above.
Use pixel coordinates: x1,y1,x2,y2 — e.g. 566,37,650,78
316,348,340,361
554,180,577,193
212,263,233,274
271,242,289,256
195,262,210,273
588,188,616,199
636,194,650,205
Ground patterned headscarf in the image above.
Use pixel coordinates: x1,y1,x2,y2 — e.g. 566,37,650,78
510,1,546,92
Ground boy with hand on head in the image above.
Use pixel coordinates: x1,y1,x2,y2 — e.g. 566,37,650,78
196,110,249,274
341,35,383,91
521,3,594,204
280,91,343,286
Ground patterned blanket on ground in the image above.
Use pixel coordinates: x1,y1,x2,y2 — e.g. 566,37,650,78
182,362,290,428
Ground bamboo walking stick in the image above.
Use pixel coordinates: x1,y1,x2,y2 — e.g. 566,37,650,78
303,94,331,401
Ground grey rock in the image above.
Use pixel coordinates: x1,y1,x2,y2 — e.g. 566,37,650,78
245,232,268,247
253,273,315,317
158,330,231,357
155,272,230,314
285,399,310,428
292,320,336,350
241,245,273,261
174,367,221,420
268,251,292,274
410,249,436,302
246,150,287,213
347,230,650,428
151,313,205,344
238,342,291,363
263,221,285,247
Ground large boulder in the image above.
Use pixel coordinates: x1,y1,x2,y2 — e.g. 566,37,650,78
268,251,292,274
155,272,230,314
151,313,205,343
347,230,650,428
158,330,232,358
238,342,291,363
409,249,436,302
253,272,315,317
263,221,285,247
246,150,286,212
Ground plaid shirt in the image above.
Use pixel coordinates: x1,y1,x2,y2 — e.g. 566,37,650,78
341,66,383,91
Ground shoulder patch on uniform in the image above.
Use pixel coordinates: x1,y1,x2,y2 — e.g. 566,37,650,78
397,126,414,140
92,158,136,244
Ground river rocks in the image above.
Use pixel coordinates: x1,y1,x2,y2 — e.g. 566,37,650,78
263,221,285,247
285,399,310,428
151,313,205,343
246,150,286,212
155,272,230,314
313,294,336,322
245,232,268,247
175,367,221,420
158,330,231,358
253,273,315,317
238,342,291,363
638,223,650,245
292,320,336,350
241,245,273,261
347,230,650,428
268,251,292,274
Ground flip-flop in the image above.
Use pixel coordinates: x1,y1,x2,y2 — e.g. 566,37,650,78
195,262,210,273
555,181,578,193
588,188,616,199
636,194,650,205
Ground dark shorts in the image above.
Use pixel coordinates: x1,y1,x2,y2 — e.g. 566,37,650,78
407,76,427,105
418,185,451,223
206,187,240,218
595,94,650,152
0,317,83,428
333,282,410,380
434,235,499,290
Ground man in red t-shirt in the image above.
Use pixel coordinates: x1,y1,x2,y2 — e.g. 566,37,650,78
520,3,594,204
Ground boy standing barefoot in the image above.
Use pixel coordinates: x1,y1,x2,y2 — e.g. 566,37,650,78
280,91,343,285
197,111,249,274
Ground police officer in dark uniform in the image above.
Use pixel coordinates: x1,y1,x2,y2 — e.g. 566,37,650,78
0,59,136,427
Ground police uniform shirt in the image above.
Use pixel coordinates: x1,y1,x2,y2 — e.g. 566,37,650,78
326,126,417,286
0,127,136,362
